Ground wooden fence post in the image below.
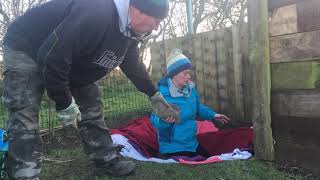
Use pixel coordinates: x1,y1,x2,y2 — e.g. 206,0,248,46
248,0,275,160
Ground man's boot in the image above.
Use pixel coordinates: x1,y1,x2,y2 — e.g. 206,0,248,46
95,157,136,176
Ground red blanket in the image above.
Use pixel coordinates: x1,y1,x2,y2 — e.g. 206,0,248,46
110,116,253,158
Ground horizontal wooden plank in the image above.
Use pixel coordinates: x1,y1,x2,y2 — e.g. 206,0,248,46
270,30,320,63
268,0,308,10
269,4,297,36
269,0,320,36
271,61,320,89
271,90,320,118
272,115,320,146
297,0,320,32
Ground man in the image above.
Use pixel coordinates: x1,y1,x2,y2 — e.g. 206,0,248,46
2,0,178,179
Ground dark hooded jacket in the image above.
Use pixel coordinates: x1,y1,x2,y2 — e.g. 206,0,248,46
4,0,156,110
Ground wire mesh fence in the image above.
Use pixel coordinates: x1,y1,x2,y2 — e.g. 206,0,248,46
0,69,152,131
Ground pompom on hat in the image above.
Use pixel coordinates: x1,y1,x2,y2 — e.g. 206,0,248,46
166,49,192,78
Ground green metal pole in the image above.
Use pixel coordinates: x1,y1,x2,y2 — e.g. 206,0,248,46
186,0,194,34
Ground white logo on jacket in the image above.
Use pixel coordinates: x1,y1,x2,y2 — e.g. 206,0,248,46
93,50,124,69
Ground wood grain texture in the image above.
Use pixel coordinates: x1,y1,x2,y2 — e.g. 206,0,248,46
271,61,320,89
248,0,274,160
272,90,320,118
270,30,320,63
268,0,310,10
269,4,297,36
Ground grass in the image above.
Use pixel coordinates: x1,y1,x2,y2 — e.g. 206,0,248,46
40,146,311,180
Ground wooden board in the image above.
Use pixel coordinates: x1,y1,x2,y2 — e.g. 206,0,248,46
269,4,298,36
215,29,229,116
271,90,320,118
150,42,164,83
297,0,320,32
224,28,237,120
201,31,220,111
269,0,320,36
270,30,320,63
193,34,205,103
272,115,320,147
239,24,252,122
271,61,320,89
231,25,245,121
268,0,306,10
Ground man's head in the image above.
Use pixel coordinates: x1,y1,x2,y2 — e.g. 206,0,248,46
129,0,169,35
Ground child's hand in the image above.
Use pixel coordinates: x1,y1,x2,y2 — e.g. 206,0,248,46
164,117,176,123
214,114,230,125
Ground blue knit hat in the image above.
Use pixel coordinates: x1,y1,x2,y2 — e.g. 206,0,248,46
166,49,192,78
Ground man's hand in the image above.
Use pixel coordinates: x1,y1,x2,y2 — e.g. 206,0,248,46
214,114,230,125
56,97,81,129
149,92,180,123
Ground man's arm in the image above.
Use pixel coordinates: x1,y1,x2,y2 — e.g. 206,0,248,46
119,43,157,97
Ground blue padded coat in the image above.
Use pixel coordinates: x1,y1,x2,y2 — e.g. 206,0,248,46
150,77,217,154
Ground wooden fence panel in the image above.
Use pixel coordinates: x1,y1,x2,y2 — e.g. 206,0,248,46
232,25,245,121
215,29,230,116
239,24,251,122
202,32,220,111
224,28,237,120
193,34,205,103
150,42,165,84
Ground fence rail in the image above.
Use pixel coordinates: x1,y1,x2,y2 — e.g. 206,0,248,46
0,69,151,131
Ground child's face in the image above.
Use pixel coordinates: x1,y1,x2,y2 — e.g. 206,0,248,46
172,69,191,89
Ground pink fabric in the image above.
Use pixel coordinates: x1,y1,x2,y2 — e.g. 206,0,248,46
179,156,223,164
196,120,219,135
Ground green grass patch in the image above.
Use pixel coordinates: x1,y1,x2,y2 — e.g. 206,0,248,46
40,147,310,180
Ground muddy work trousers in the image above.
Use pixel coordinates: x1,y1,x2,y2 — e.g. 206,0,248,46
2,46,117,180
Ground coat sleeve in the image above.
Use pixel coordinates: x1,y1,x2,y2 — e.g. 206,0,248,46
195,89,217,120
119,43,157,97
37,2,108,110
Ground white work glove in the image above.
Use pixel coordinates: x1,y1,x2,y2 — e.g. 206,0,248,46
149,92,180,123
56,97,81,129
